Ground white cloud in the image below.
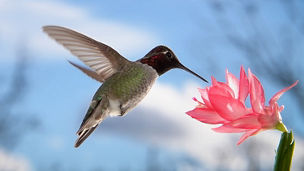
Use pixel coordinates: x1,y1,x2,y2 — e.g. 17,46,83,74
0,148,32,171
0,0,159,61
100,81,304,170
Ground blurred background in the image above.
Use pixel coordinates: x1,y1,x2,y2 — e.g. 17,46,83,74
0,0,304,170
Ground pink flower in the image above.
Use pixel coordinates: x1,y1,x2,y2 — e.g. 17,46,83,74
187,66,298,145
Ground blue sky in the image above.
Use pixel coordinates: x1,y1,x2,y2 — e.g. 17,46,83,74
1,0,304,170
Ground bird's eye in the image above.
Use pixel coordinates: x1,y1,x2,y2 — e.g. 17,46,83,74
166,51,172,58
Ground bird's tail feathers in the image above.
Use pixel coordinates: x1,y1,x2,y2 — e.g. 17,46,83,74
74,126,97,148
74,113,108,148
74,96,110,148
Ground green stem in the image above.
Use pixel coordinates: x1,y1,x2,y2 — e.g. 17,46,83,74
274,130,295,171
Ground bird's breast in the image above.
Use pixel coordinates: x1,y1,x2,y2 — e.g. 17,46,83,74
108,99,121,117
100,62,158,116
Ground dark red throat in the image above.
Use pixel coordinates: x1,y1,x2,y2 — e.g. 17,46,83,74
139,54,177,75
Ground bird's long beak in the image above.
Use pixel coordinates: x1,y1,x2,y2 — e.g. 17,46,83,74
178,63,208,83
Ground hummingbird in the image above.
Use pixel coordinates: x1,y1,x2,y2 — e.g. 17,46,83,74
43,26,208,148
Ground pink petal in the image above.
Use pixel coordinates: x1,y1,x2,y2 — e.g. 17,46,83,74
199,88,209,100
269,80,298,106
237,129,260,145
211,77,235,97
192,97,205,107
218,82,236,98
211,76,218,86
198,88,213,109
238,66,249,104
279,105,284,112
226,69,239,98
208,85,234,99
248,69,265,114
212,125,249,133
208,94,247,120
259,103,282,128
186,108,227,124
223,114,261,129
258,113,278,129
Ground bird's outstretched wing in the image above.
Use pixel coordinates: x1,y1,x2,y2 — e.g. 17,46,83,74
43,25,130,82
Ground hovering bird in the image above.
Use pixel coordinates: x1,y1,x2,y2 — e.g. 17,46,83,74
43,26,208,148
